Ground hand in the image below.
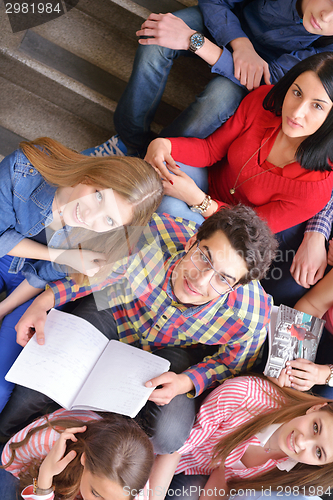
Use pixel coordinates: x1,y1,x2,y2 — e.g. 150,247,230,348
230,37,270,90
328,238,333,266
15,288,55,346
290,232,327,288
146,372,194,405
144,138,175,181
51,248,106,277
268,368,292,389
161,168,207,206
38,426,86,489
136,12,194,50
284,359,331,391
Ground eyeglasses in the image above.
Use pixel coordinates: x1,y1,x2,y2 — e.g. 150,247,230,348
190,241,234,295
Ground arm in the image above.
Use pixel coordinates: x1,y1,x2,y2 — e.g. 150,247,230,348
0,279,43,322
8,239,105,278
199,467,228,500
136,13,222,67
290,232,327,288
149,453,181,500
144,138,220,218
271,270,333,391
15,270,117,346
290,193,333,287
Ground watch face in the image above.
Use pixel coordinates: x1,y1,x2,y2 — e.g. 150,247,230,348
328,376,333,387
190,32,204,51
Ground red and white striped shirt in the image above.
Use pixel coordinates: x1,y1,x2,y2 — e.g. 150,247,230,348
1,408,148,500
175,376,294,480
2,408,101,499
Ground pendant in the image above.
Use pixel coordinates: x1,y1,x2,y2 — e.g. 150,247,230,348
229,188,235,195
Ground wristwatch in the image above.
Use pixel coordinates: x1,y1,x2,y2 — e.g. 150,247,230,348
326,364,333,387
188,31,205,53
190,195,212,214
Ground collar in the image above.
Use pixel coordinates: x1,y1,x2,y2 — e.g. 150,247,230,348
256,424,298,472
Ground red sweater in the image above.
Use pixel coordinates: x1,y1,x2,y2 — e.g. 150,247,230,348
170,86,333,234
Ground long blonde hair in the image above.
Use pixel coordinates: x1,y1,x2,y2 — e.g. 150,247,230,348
3,413,154,500
212,375,333,493
20,138,163,281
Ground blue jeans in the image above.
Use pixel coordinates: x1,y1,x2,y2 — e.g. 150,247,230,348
0,444,20,500
0,255,36,413
114,6,247,154
0,292,201,455
156,162,208,225
260,222,309,307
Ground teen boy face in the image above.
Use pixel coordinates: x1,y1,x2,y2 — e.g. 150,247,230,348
171,231,248,306
301,0,333,36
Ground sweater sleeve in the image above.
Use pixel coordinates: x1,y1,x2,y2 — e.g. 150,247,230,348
169,89,262,168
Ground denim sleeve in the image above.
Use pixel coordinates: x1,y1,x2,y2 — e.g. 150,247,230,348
21,260,68,289
198,0,247,47
269,44,333,85
211,48,244,87
0,152,26,256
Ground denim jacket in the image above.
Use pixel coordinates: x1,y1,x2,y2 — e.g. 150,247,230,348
199,0,333,86
0,149,73,288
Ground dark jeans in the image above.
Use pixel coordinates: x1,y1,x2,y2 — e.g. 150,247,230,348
0,443,20,500
261,222,309,307
0,292,206,454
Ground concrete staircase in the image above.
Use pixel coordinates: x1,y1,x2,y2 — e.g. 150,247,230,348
0,0,211,160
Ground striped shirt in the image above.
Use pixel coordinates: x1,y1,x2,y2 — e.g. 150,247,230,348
176,376,292,479
48,213,272,396
1,409,101,500
1,409,149,500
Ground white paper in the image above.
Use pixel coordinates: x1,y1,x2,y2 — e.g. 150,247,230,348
6,309,109,408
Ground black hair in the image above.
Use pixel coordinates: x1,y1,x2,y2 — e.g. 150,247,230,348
196,205,278,284
263,52,333,172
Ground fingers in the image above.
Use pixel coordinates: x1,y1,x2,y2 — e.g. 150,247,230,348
59,449,77,468
263,64,271,85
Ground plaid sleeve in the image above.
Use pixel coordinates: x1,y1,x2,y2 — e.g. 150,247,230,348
184,284,272,396
48,272,122,307
305,190,333,240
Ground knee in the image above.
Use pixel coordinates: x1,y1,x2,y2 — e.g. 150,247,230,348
149,394,196,454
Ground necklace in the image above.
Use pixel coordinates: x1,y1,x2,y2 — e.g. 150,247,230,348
229,137,295,195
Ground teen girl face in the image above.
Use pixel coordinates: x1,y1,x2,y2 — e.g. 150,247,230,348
60,184,134,232
80,456,127,500
273,403,333,465
281,71,333,141
301,0,333,36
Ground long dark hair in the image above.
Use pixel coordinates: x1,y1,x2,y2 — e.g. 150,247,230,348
263,52,333,172
3,413,154,500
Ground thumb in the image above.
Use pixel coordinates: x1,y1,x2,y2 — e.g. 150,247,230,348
145,372,169,387
36,327,45,346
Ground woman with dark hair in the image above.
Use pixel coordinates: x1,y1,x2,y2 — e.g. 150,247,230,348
149,375,333,500
1,408,154,500
146,52,333,234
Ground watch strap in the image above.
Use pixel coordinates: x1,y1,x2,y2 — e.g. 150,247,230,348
190,195,212,214
325,364,333,385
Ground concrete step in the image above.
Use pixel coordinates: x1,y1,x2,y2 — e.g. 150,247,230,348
0,0,209,154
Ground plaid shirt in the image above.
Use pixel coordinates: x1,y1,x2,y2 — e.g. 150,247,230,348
305,189,333,240
49,213,272,396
